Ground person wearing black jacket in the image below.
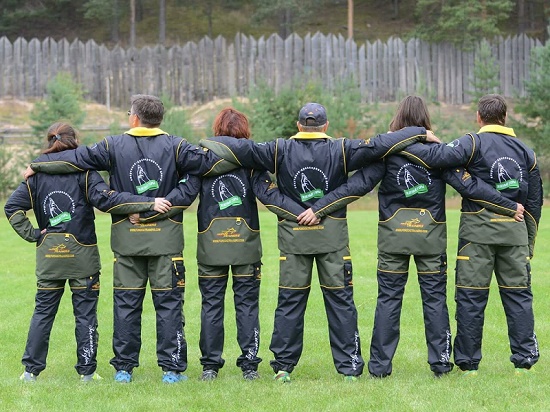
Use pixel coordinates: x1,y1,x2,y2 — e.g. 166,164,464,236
26,95,233,384
5,122,172,383
399,94,542,376
197,108,304,381
298,96,523,379
200,102,439,382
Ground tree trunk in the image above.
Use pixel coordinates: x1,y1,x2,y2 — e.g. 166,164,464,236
348,0,354,39
110,0,120,43
130,0,136,47
517,0,526,33
159,0,166,45
392,0,399,19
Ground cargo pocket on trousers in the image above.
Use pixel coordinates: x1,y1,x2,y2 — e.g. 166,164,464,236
172,258,186,289
253,261,262,282
344,261,353,288
86,272,101,296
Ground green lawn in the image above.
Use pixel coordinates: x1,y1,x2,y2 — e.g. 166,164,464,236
1,208,549,411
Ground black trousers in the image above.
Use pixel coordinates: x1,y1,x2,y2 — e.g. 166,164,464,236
23,274,100,376
368,253,453,377
198,262,262,372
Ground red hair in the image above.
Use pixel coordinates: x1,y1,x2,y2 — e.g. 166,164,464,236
212,108,251,139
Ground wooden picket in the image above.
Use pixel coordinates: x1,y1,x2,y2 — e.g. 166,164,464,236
0,33,543,108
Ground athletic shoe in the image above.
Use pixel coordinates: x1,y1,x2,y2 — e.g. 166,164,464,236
114,370,132,383
344,375,358,382
200,369,218,381
80,372,103,382
20,371,37,383
242,370,260,381
515,367,534,376
460,369,478,378
162,371,188,384
274,371,291,383
433,371,451,379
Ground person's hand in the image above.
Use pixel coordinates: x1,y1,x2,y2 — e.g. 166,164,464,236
40,228,47,235
514,203,525,222
153,198,171,213
425,130,441,144
128,213,140,224
23,166,35,180
297,208,321,226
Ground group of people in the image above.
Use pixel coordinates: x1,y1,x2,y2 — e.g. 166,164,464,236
5,92,541,384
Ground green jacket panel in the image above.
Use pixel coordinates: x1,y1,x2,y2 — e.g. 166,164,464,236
277,216,349,254
459,210,528,246
111,218,184,256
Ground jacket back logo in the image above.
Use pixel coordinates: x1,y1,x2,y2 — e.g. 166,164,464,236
43,191,75,226
292,167,329,202
397,164,431,198
211,174,246,210
490,157,522,191
129,159,162,194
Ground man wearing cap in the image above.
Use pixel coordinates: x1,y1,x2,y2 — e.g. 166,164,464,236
200,102,438,382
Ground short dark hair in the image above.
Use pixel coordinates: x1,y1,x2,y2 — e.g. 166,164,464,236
477,94,507,126
389,95,432,131
130,94,164,127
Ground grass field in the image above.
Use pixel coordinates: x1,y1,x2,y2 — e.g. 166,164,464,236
1,208,549,411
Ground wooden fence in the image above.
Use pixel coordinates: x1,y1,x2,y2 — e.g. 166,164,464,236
0,33,544,108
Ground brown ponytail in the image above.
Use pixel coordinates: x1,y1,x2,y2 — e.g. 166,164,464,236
43,122,79,154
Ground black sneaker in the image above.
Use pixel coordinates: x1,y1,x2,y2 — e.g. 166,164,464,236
243,370,260,381
200,369,218,381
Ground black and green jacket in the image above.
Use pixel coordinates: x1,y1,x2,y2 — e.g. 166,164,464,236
309,152,518,255
197,167,303,265
5,171,160,280
30,127,229,256
200,127,428,254
403,125,542,255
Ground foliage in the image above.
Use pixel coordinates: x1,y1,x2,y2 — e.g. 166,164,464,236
252,0,325,38
470,40,500,104
235,77,370,142
30,72,86,152
513,29,550,156
412,0,514,50
0,145,26,199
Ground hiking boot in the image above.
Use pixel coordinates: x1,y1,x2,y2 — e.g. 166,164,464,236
20,371,37,383
274,371,291,383
162,371,188,384
200,369,218,381
243,370,260,381
81,372,103,382
114,370,132,383
344,375,359,382
460,369,478,378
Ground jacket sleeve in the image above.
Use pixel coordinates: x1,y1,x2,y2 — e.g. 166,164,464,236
312,161,385,217
4,181,41,242
30,139,111,174
139,174,201,223
442,167,518,217
85,171,157,214
199,137,277,173
251,170,303,221
524,159,543,258
345,127,427,172
401,134,476,169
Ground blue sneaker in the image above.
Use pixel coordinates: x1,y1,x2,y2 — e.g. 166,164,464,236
114,370,132,383
162,371,188,384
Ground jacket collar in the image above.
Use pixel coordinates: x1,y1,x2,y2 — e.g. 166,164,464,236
478,125,516,137
289,131,331,140
125,127,168,137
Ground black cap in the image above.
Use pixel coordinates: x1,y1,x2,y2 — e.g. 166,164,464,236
298,103,327,127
